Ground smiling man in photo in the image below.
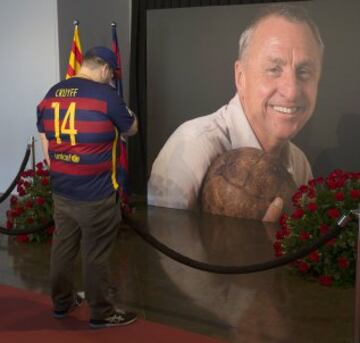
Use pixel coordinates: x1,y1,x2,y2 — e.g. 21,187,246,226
148,4,323,222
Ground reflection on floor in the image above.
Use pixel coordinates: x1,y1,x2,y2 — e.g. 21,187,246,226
0,200,355,343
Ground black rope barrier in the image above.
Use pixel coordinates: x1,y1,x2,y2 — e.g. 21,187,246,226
123,213,353,275
0,220,54,236
0,146,31,204
0,160,354,277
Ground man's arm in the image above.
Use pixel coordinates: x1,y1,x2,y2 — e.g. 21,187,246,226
39,133,50,167
123,113,138,136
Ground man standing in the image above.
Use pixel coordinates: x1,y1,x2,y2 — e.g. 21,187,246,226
37,46,138,328
148,4,323,222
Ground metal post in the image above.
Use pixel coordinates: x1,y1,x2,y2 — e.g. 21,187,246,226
354,207,360,343
31,136,36,173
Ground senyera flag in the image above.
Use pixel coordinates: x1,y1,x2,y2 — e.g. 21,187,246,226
111,22,132,215
65,20,82,79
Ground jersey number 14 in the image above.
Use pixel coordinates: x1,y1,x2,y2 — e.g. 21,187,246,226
51,102,77,146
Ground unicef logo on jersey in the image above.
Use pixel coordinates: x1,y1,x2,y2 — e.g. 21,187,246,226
54,153,80,163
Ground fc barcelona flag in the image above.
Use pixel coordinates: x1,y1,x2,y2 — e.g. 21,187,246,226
65,20,82,79
111,22,131,213
111,22,123,97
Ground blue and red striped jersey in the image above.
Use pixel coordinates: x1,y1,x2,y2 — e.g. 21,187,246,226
36,77,135,201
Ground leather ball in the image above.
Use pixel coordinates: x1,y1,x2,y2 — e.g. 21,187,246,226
200,147,297,220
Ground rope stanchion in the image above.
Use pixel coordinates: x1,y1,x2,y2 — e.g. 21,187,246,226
0,145,31,204
123,213,353,275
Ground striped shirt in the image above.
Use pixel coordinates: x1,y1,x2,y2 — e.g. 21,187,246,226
37,77,134,201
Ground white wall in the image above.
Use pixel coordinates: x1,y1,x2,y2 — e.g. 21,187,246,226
0,0,59,192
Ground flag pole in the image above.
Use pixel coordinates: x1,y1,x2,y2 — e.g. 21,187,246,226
31,136,36,174
65,20,82,79
111,20,132,213
111,21,123,98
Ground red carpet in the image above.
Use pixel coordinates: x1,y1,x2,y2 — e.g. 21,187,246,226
0,284,225,343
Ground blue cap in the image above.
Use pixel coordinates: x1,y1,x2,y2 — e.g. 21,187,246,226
85,46,117,70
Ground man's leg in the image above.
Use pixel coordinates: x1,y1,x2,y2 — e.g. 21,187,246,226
51,194,81,314
78,194,120,320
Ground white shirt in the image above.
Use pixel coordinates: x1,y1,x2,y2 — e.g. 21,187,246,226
148,95,313,209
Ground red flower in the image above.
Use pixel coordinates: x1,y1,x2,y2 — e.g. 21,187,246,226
325,238,337,247
326,177,339,190
315,176,324,184
299,230,310,241
279,213,288,227
319,275,333,286
292,191,302,207
299,185,308,193
349,172,360,180
307,188,316,199
307,203,318,212
297,261,310,273
10,195,18,206
35,197,45,206
319,223,329,235
6,220,13,229
308,179,316,187
327,175,346,189
41,177,49,186
37,169,49,177
47,225,55,235
338,256,350,269
275,250,283,257
20,171,28,178
292,208,305,219
276,228,290,240
25,200,33,209
273,241,282,250
335,192,344,201
12,207,24,217
273,241,283,257
16,234,29,243
350,189,360,200
329,169,344,177
327,208,340,219
17,186,26,197
308,250,320,263
36,162,44,170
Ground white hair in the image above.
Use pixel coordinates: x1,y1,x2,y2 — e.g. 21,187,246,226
238,4,324,61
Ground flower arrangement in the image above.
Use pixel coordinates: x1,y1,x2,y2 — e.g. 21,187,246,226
274,169,360,287
5,161,54,243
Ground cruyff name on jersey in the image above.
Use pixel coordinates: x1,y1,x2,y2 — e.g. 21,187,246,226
55,88,79,97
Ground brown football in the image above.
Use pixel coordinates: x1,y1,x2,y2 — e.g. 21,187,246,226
200,147,297,220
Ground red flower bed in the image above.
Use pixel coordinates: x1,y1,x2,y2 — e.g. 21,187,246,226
274,169,360,287
6,161,53,243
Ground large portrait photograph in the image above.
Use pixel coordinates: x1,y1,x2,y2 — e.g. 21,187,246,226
146,0,360,222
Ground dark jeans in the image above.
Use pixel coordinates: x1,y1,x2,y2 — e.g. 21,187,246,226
50,193,121,320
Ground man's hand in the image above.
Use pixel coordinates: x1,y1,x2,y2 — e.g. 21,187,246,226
39,133,50,167
262,197,283,223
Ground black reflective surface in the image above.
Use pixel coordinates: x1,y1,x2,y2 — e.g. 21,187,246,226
0,202,354,342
